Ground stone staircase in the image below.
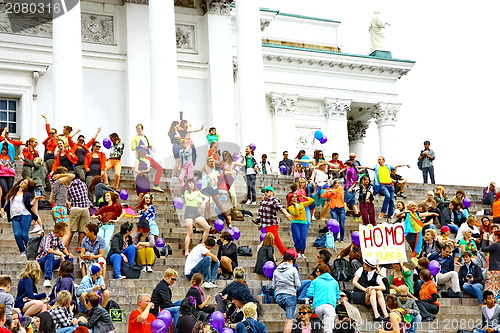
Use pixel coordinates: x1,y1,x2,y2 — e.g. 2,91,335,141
0,163,489,332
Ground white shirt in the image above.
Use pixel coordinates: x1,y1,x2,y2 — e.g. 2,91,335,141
10,194,30,217
354,267,383,285
184,244,209,275
456,223,480,242
485,304,498,320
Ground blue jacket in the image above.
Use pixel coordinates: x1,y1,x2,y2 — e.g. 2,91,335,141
428,252,454,273
15,278,46,308
306,273,341,310
235,318,268,333
77,275,104,297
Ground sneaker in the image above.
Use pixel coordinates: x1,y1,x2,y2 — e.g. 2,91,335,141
354,217,362,222
378,213,385,218
399,193,407,198
30,225,43,234
20,252,26,257
152,186,164,193
251,201,257,205
146,266,153,272
116,275,126,280
43,279,51,288
142,267,147,272
245,199,252,205
201,282,212,289
312,215,316,220
455,262,462,266
301,254,307,259
208,282,218,288
227,223,233,229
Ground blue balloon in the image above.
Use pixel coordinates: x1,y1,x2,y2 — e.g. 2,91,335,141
314,130,324,140
300,155,309,167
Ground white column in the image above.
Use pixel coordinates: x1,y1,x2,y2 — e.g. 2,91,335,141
125,2,150,166
52,2,84,128
371,102,401,158
270,92,297,162
348,120,370,164
324,98,350,159
236,0,267,151
149,0,179,165
206,0,236,144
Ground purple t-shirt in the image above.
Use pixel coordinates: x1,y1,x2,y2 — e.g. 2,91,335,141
344,167,358,189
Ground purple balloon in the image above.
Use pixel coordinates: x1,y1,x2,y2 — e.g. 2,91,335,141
279,165,287,175
225,228,235,236
428,260,441,276
102,137,112,149
157,309,172,327
233,152,240,161
195,179,203,190
214,219,224,231
260,228,267,234
319,136,328,144
209,311,225,330
156,237,166,248
151,319,167,333
119,189,128,201
249,143,256,151
220,328,234,333
231,227,241,240
351,231,360,246
260,233,266,242
262,261,276,278
89,207,97,216
463,197,471,208
173,200,184,210
327,219,340,234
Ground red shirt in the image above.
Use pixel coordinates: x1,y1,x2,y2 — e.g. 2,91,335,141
43,124,59,152
95,202,124,222
128,309,156,333
22,147,39,164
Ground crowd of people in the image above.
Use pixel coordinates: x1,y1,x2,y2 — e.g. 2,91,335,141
0,116,498,333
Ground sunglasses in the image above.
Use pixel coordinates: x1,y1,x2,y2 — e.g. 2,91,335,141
95,146,101,148
340,294,347,297
50,132,56,135
170,278,177,281
78,139,85,142
299,312,312,315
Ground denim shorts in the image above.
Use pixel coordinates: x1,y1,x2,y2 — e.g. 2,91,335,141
344,189,356,207
275,293,297,319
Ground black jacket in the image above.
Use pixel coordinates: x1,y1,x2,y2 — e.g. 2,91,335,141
107,233,133,261
254,245,274,274
151,279,174,316
4,192,38,222
217,241,238,267
458,261,484,286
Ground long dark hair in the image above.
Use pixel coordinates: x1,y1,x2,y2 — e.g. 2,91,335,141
5,178,35,203
168,121,179,135
36,311,55,333
88,175,103,194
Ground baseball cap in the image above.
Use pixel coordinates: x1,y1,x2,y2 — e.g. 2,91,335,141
260,186,275,193
440,226,450,233
90,264,101,275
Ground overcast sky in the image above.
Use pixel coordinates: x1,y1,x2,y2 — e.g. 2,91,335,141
260,0,500,188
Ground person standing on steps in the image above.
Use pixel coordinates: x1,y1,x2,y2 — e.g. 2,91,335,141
131,124,164,193
68,127,101,181
104,133,124,191
419,140,435,184
360,156,410,220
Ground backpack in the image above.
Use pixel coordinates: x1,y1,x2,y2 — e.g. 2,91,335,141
230,208,245,221
313,234,326,248
26,235,44,260
332,258,353,283
238,246,253,257
120,263,142,279
105,299,124,323
325,232,335,249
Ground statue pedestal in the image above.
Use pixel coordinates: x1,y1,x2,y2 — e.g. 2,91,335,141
369,50,392,59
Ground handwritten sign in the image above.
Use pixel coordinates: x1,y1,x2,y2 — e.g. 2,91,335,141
359,223,407,264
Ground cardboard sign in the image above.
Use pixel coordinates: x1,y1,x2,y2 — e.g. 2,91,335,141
359,223,407,264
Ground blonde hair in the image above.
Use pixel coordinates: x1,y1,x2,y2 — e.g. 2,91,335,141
164,268,178,278
396,285,409,295
53,290,72,309
191,273,203,286
242,302,257,319
262,233,275,247
425,228,437,238
19,261,42,284
233,267,245,281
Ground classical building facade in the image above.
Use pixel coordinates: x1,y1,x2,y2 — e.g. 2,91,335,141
0,0,414,167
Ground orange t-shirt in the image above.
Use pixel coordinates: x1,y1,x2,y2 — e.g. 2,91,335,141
419,280,440,306
493,201,500,219
322,187,345,209
128,309,156,333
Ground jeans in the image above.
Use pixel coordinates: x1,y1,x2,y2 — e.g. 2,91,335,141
474,330,500,333
330,207,346,241
462,282,484,302
58,325,78,333
380,184,395,216
187,256,220,283
422,166,435,184
446,224,459,234
275,293,297,319
38,254,74,280
109,245,137,278
359,202,376,226
291,223,308,252
98,224,115,255
12,215,32,253
416,300,439,319
245,174,256,202
297,280,312,300
315,303,336,333
406,314,422,333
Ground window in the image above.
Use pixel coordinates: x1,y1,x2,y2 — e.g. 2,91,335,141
0,98,17,134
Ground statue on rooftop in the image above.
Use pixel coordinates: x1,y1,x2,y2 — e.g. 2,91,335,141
369,10,391,51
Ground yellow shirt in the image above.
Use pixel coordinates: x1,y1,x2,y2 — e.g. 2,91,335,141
288,197,314,223
378,165,392,184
